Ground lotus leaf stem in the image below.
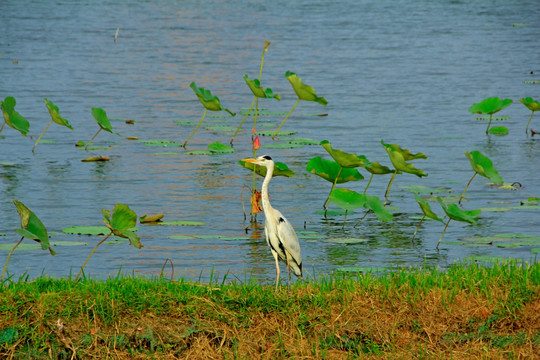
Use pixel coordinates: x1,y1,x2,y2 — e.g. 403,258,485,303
323,166,343,210
526,111,535,135
0,121,5,135
437,219,451,250
76,232,112,281
273,98,299,140
160,258,174,282
384,170,398,204
459,172,477,204
364,174,374,194
353,210,370,227
1,236,24,281
85,128,103,150
485,114,493,134
32,119,53,153
184,108,207,147
411,215,425,243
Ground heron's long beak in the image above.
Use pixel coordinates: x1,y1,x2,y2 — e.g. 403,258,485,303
242,158,257,163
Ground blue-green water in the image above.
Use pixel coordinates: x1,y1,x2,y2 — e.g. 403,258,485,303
1,0,539,282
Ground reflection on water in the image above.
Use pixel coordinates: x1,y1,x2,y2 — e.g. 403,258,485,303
1,0,539,282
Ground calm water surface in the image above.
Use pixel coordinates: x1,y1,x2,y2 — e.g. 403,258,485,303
1,0,539,282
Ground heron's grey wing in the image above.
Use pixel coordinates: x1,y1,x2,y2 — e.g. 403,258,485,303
275,212,302,276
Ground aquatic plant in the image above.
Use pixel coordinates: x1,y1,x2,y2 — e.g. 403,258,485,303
306,156,364,210
459,151,503,204
329,188,393,226
381,140,427,204
76,204,142,281
319,140,369,209
468,97,513,134
272,71,327,139
85,107,120,150
32,99,74,153
519,97,540,134
437,197,481,249
231,41,279,144
2,201,55,281
185,82,235,147
0,96,30,137
412,194,444,242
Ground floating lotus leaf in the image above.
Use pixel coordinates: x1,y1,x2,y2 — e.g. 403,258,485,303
13,200,55,255
329,188,392,222
437,197,481,224
468,97,513,115
208,142,234,154
324,238,368,245
63,226,111,235
239,160,294,178
140,214,164,223
44,99,73,129
520,97,540,111
381,140,427,177
414,194,444,222
92,107,119,135
81,156,110,162
285,71,328,105
263,142,304,149
1,96,30,136
487,126,508,136
287,138,319,145
190,82,235,115
306,157,363,183
465,150,503,184
103,204,141,248
320,140,370,168
243,75,280,100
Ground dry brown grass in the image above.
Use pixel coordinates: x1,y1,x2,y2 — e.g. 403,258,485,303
1,266,538,359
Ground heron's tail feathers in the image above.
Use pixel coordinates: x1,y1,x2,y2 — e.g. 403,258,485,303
290,261,302,278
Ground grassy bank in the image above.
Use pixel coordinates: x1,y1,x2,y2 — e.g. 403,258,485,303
0,261,538,359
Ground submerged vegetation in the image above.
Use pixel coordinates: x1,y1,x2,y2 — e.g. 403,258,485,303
0,261,537,358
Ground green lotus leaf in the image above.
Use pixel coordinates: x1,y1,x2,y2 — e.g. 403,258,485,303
381,140,427,177
44,98,73,129
239,160,295,178
487,126,508,136
414,194,444,222
103,204,137,232
190,82,235,116
329,188,392,222
208,142,234,154
520,97,540,112
320,140,370,168
437,197,481,224
306,157,363,183
468,97,513,115
13,200,55,255
285,71,328,105
243,75,280,100
1,96,30,137
465,150,503,184
92,107,119,135
365,161,393,175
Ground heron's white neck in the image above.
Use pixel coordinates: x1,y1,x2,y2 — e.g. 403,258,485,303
260,161,274,214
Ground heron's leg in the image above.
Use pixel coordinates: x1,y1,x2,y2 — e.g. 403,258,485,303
273,251,280,291
286,260,291,294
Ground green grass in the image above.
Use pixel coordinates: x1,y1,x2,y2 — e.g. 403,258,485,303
0,261,538,358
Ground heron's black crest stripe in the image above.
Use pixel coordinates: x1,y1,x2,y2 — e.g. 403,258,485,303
279,217,285,223
262,155,272,160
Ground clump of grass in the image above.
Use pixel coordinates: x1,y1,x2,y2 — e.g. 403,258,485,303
0,261,538,358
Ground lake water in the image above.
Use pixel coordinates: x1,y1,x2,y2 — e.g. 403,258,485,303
1,0,539,283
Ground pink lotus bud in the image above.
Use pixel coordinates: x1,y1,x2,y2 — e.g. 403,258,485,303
253,135,261,150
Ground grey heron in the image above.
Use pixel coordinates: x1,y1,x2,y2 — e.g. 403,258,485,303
242,155,303,291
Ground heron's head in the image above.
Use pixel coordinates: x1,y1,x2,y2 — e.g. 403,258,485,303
242,155,273,167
